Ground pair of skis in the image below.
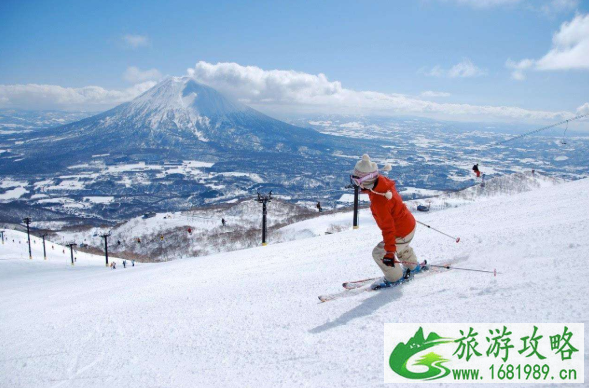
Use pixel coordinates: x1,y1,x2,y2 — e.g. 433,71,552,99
318,260,431,303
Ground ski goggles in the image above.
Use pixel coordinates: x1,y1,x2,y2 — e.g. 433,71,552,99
350,171,378,187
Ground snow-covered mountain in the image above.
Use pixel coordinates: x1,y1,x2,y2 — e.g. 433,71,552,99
71,76,332,151
0,78,375,222
1,176,587,387
5,77,342,174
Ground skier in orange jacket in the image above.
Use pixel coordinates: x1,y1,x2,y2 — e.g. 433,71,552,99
351,154,420,289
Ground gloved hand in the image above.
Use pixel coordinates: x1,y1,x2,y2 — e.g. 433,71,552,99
383,254,396,267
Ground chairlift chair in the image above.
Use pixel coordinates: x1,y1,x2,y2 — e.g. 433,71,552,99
561,120,569,145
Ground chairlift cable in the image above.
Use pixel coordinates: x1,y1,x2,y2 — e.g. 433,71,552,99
483,113,587,150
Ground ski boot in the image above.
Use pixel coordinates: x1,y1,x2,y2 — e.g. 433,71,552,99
370,269,412,290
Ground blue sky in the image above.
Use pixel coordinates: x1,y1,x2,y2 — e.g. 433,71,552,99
0,0,588,125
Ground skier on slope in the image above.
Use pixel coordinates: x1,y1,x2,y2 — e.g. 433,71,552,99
472,163,481,178
351,154,421,289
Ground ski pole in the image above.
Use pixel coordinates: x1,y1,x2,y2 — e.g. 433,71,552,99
428,263,497,276
416,220,460,243
393,259,497,276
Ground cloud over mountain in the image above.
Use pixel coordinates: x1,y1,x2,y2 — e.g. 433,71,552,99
188,61,569,122
0,60,578,123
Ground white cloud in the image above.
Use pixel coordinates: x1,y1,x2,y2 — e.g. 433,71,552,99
577,102,589,115
505,58,534,80
421,91,451,97
506,13,589,79
423,59,487,78
123,66,162,83
448,59,488,78
122,34,149,49
536,13,589,70
0,82,156,110
188,61,572,123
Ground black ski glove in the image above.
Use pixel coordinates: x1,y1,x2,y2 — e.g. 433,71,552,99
383,255,396,267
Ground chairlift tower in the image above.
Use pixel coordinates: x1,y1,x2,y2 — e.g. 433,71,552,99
41,233,48,260
256,191,273,246
23,217,32,259
353,185,359,229
345,184,360,229
100,233,111,267
66,243,77,266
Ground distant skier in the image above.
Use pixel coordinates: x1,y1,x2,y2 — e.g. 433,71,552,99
351,154,420,289
187,227,192,235
316,201,323,213
472,163,481,178
221,218,226,227
132,260,135,267
123,260,126,268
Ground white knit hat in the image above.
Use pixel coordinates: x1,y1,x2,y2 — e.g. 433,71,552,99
353,154,378,178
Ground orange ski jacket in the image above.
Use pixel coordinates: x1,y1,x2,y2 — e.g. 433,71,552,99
365,176,416,255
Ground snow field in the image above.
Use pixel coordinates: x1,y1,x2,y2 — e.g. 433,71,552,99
1,178,588,387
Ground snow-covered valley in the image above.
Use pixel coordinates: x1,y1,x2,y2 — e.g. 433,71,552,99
2,100,588,226
1,176,588,387
37,171,560,262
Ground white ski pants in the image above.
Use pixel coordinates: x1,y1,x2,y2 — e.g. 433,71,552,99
372,227,418,282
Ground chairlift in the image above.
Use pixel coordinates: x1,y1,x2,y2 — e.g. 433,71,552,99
561,120,569,145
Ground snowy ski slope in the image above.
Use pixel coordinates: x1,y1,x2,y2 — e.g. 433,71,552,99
0,229,125,267
1,178,588,387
